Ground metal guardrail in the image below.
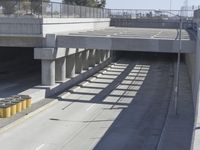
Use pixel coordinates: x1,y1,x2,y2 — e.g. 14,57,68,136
0,1,110,18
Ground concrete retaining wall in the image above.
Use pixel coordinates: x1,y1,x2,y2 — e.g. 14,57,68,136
185,9,200,150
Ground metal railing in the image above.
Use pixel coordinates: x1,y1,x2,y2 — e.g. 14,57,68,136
0,1,110,18
42,2,110,18
110,9,195,20
0,1,197,20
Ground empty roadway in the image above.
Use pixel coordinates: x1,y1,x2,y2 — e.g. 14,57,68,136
0,53,194,150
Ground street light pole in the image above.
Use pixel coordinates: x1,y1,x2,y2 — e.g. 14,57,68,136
162,10,182,115
174,14,182,115
170,0,172,11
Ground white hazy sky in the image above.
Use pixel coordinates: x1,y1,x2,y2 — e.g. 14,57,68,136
106,0,199,10
52,0,199,10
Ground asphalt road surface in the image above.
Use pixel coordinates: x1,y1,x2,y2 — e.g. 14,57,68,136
0,53,193,150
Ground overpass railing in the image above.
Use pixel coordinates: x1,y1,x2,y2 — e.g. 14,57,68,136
110,9,195,20
0,1,110,18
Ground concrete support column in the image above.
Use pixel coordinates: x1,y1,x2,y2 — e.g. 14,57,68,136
41,60,55,86
100,50,104,62
89,49,96,67
75,51,83,74
95,50,101,64
107,50,111,59
82,49,89,70
55,57,66,82
101,50,107,62
66,54,76,78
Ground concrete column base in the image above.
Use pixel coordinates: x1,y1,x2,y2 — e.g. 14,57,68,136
66,54,76,78
55,57,66,82
41,60,55,86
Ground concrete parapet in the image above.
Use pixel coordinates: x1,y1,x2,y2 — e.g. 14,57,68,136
0,17,42,35
0,18,110,36
110,18,192,29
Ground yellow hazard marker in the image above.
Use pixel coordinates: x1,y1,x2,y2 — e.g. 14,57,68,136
2,98,17,116
21,99,27,110
13,98,22,113
10,102,17,116
20,95,32,108
0,103,11,118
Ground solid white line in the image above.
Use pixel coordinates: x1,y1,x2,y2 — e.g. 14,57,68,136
35,144,45,150
86,104,95,111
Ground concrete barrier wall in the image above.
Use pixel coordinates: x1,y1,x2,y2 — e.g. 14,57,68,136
0,18,110,36
185,9,200,150
0,17,42,35
42,18,110,35
111,18,192,29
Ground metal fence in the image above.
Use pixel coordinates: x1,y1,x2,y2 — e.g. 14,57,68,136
0,1,110,18
110,9,195,20
42,2,110,18
0,1,197,20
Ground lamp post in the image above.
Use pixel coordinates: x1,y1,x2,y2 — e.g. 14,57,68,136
170,0,172,11
174,15,182,115
162,10,182,115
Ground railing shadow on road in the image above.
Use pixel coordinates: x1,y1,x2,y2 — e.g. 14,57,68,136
56,53,192,150
58,62,150,107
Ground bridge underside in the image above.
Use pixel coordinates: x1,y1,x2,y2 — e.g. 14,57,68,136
57,27,195,53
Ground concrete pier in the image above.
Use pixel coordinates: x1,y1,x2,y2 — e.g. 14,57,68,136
82,50,89,70
75,51,83,74
89,49,96,67
66,54,76,78
41,60,55,86
55,57,66,82
95,50,101,64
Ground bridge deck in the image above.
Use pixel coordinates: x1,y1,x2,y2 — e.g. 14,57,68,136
57,27,195,53
66,27,192,40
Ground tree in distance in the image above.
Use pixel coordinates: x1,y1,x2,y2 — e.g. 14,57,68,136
63,0,106,8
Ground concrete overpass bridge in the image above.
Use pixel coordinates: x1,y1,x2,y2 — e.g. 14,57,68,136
0,1,199,150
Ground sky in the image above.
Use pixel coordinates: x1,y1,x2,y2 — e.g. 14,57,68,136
52,0,199,10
